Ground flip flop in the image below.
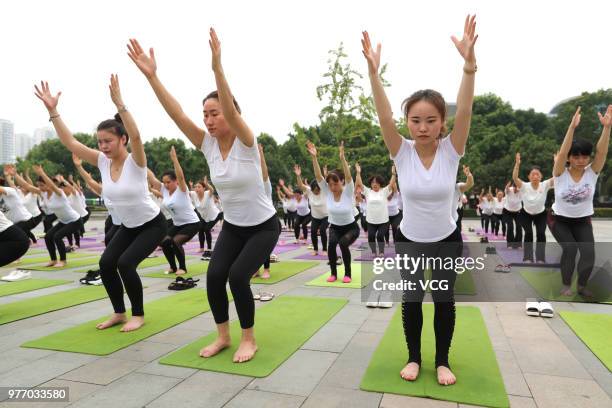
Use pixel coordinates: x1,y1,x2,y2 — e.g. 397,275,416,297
260,292,275,302
525,299,540,317
538,301,554,318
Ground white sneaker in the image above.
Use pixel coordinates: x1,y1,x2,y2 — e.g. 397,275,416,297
3,270,31,281
377,301,393,308
1,270,20,281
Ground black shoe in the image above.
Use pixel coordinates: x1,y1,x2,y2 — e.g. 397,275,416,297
80,269,99,284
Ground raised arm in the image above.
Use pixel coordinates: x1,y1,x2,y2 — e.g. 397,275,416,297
354,162,364,190
169,146,188,192
512,152,523,189
278,179,294,198
449,15,479,155
258,144,269,182
554,107,581,177
73,154,102,195
209,28,254,147
276,186,286,202
591,105,612,174
460,165,474,192
306,141,324,183
293,165,308,193
32,165,62,195
202,175,215,194
387,165,397,190
361,31,402,156
147,168,162,191
109,74,146,167
34,82,99,166
128,39,205,149
339,141,352,184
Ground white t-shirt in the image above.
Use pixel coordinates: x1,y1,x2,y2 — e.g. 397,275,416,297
200,134,276,227
392,136,462,242
19,191,41,218
264,180,272,202
104,196,122,226
0,210,13,233
193,190,220,222
151,193,172,220
98,153,160,228
295,196,310,217
281,199,289,213
387,191,400,217
319,180,355,226
520,179,552,215
286,197,297,212
304,186,328,219
162,186,199,226
1,187,32,223
359,200,367,216
364,186,390,225
504,189,522,212
480,197,494,215
552,166,598,218
46,191,80,224
452,183,463,222
493,198,504,215
68,193,89,218
38,194,50,215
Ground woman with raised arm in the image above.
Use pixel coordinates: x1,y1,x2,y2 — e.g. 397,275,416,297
355,163,396,257
503,181,523,249
549,106,611,297
192,176,220,260
148,147,200,276
31,165,81,267
295,164,328,255
362,15,478,386
34,74,167,332
279,179,311,244
128,30,279,362
2,165,41,244
1,166,35,241
278,179,300,238
307,141,359,282
385,179,402,245
513,152,553,263
453,165,474,231
491,189,505,237
478,187,494,234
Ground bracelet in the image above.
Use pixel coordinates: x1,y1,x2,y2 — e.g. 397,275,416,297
118,106,128,113
49,114,60,122
463,64,478,75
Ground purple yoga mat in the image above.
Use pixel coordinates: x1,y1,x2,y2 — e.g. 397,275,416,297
494,243,561,267
293,252,338,260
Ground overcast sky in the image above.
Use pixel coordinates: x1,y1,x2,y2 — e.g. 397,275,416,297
2,0,610,144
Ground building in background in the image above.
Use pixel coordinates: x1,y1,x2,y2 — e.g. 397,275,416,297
15,133,35,159
33,127,57,144
0,119,15,164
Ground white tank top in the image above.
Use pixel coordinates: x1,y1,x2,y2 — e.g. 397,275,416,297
68,193,88,217
20,191,41,218
1,187,32,223
162,186,199,226
45,191,80,224
295,196,310,216
193,191,220,222
98,153,160,228
104,197,122,226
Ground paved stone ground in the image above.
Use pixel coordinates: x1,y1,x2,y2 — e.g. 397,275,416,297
0,217,610,408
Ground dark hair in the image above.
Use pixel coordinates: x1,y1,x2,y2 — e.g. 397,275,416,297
97,114,128,145
309,180,320,192
293,188,303,195
569,139,593,157
162,171,177,181
325,169,345,184
368,175,386,187
203,91,242,114
401,89,448,137
529,166,542,176
0,176,5,187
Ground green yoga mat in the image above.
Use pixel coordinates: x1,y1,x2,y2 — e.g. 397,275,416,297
306,264,365,288
520,269,612,303
159,296,348,377
560,311,612,372
71,254,196,275
251,261,318,284
0,279,70,297
0,286,108,325
143,260,209,279
424,269,476,295
360,305,509,408
22,256,102,271
13,252,96,267
22,289,212,355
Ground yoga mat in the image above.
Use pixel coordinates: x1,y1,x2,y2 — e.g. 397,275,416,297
0,279,71,297
293,252,338,261
560,311,612,372
424,269,476,296
306,264,365,288
519,269,612,303
22,256,102,272
360,306,509,408
251,261,318,284
159,296,347,377
495,245,560,268
355,248,397,262
22,289,213,355
70,255,196,275
11,252,97,267
0,286,109,325
143,261,209,279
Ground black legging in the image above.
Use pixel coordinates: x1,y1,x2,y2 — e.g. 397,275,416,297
294,213,311,240
263,218,283,269
286,210,296,230
20,213,43,243
282,211,288,228
14,217,34,243
492,213,504,236
548,213,595,287
385,212,402,244
328,222,360,278
479,211,485,229
368,221,388,254
80,207,91,236
520,209,547,262
456,207,464,232
396,227,463,369
199,218,218,251
43,213,57,233
482,214,492,233
360,212,368,233
104,215,120,247
67,218,84,247
99,212,167,316
310,216,328,252
161,221,200,272
45,219,81,261
0,225,29,267
502,209,522,248
207,215,280,329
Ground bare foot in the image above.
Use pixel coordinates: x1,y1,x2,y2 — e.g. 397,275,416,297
233,338,258,363
120,316,145,332
45,261,57,267
200,337,231,358
400,362,420,381
311,251,319,256
175,269,186,276
437,366,456,385
578,286,594,298
96,313,127,330
53,261,66,268
560,285,573,297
